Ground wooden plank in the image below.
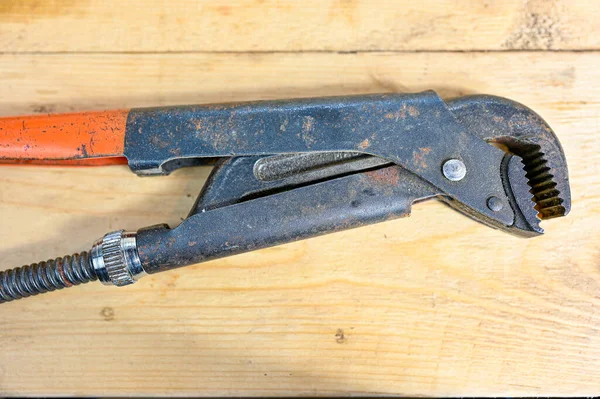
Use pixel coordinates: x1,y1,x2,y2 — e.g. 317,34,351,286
0,52,599,396
0,0,598,52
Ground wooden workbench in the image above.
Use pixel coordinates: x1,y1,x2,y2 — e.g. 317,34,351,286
1,1,599,396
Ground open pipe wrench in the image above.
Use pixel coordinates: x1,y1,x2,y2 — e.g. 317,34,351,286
0,91,570,303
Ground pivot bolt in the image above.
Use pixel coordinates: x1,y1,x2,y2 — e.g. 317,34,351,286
487,196,504,212
442,159,466,181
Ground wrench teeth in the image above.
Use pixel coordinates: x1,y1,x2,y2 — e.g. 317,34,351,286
520,161,542,225
520,147,566,220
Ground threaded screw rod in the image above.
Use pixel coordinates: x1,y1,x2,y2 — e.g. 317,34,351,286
0,252,97,303
0,230,145,304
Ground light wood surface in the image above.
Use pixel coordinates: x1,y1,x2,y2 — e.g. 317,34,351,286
1,0,599,51
1,1,599,397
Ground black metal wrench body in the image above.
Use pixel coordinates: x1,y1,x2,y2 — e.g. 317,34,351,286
0,91,571,303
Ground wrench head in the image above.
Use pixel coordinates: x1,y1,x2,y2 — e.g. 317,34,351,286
447,95,571,237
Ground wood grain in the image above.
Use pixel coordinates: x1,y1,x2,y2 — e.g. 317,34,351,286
0,51,599,396
0,0,598,52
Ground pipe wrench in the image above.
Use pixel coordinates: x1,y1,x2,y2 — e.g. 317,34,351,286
0,91,571,303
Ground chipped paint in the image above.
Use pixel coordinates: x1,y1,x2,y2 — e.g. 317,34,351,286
0,109,128,164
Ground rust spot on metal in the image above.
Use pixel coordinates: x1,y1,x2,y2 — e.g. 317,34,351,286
385,103,419,121
192,119,203,130
55,260,73,287
413,147,432,169
385,110,405,120
150,135,169,149
358,139,370,150
365,167,400,186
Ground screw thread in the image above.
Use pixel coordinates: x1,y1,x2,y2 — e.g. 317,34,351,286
0,252,97,303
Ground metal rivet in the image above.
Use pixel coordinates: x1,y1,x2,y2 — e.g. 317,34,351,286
487,196,504,212
442,159,466,181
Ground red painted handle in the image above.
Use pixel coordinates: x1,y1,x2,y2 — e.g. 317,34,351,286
0,110,129,165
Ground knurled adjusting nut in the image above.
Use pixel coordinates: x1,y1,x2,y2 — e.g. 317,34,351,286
91,230,146,287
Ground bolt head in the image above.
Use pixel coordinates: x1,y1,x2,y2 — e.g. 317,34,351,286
442,159,466,181
487,196,504,212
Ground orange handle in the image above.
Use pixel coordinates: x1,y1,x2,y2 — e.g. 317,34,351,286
0,110,129,166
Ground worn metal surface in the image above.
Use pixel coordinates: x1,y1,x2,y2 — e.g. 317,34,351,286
133,92,571,273
190,155,393,214
253,151,371,181
137,163,438,273
0,91,572,303
0,252,97,303
125,91,515,227
446,95,570,220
